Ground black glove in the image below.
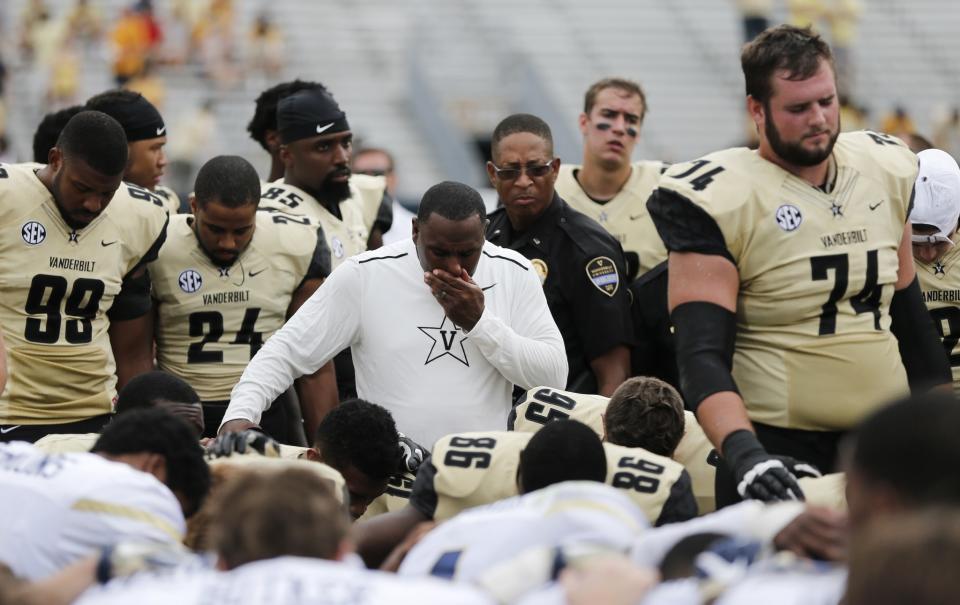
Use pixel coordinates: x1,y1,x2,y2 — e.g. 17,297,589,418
722,430,804,502
398,432,428,474
205,429,280,459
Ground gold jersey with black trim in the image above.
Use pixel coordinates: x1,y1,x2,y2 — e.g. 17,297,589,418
0,163,168,425
150,212,329,401
649,131,917,431
408,429,696,525
509,386,716,514
555,161,668,278
916,243,960,394
259,176,380,268
155,185,181,215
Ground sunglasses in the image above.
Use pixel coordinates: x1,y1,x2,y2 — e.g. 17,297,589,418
490,161,555,181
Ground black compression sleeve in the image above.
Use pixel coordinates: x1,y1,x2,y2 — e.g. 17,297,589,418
891,277,951,391
671,301,740,410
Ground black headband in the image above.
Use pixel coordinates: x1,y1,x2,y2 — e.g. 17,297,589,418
277,88,350,144
90,94,166,142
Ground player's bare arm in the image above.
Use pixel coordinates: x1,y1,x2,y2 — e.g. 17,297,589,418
423,268,485,331
109,273,156,390
667,251,751,447
669,251,803,502
288,277,339,437
589,346,630,397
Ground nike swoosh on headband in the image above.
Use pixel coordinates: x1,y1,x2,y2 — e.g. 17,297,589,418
316,122,335,134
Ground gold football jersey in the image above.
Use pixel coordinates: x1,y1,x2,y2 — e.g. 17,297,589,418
349,174,389,234
556,161,667,277
208,455,346,504
0,164,168,425
799,472,846,512
672,411,716,514
155,185,181,215
259,178,369,269
510,386,716,514
430,431,531,521
32,432,98,453
602,442,691,524
151,213,323,401
424,429,693,524
657,131,916,431
916,244,960,394
509,386,608,435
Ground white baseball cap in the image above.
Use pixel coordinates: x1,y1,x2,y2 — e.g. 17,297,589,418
911,148,960,245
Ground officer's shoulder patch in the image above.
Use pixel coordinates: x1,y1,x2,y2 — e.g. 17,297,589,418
586,256,620,297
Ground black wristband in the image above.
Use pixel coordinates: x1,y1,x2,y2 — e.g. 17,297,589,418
721,429,765,470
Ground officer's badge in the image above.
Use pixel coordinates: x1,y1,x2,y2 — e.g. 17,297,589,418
531,258,548,284
586,256,619,297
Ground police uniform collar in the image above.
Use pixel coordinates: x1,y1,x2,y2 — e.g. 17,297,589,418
501,193,566,249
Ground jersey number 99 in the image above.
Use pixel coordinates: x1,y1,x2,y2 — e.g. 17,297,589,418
24,274,105,344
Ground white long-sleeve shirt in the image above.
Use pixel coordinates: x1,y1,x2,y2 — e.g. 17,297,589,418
222,238,567,447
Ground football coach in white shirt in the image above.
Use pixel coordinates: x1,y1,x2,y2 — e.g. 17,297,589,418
220,181,567,447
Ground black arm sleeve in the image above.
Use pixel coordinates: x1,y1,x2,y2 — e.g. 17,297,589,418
374,192,394,234
671,301,740,411
646,188,735,263
304,225,332,281
107,270,152,321
108,217,168,321
407,457,439,520
891,277,952,391
654,470,698,526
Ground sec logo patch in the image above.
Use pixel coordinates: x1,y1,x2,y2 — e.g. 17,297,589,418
21,221,46,245
776,204,802,232
332,237,345,258
178,269,203,293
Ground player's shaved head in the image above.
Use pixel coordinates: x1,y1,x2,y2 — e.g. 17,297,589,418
33,105,83,164
741,24,834,104
604,377,685,456
193,155,261,208
491,113,554,162
416,181,487,223
56,110,129,176
519,419,607,494
115,370,204,436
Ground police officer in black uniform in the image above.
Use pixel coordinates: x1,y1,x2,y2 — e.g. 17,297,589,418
629,260,679,390
485,114,632,396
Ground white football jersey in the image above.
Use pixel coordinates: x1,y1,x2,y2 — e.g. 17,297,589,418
0,442,185,580
74,556,495,605
399,481,647,584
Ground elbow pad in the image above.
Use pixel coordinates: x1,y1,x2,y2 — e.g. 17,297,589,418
890,277,951,391
671,301,740,411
